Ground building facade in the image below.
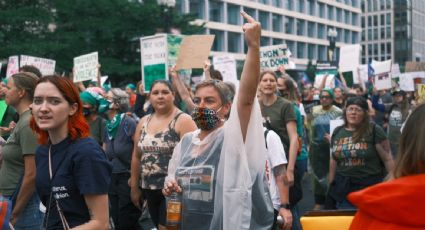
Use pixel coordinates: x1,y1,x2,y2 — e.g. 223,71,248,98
361,0,425,65
175,0,362,69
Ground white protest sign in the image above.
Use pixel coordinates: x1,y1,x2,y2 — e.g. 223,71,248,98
73,52,98,83
374,72,392,90
260,44,292,71
398,73,415,92
339,44,361,72
371,59,392,75
140,34,168,92
354,64,369,84
213,55,238,84
20,55,56,76
391,63,401,78
6,56,19,78
314,63,337,89
101,76,108,86
330,119,345,137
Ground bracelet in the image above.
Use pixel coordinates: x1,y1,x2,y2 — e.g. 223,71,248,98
279,203,291,210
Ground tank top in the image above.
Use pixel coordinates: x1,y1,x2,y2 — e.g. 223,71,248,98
138,112,183,189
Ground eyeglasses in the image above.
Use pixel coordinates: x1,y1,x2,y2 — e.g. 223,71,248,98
319,96,331,99
346,107,364,113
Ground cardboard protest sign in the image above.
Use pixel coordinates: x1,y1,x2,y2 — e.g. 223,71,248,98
73,52,98,83
260,44,293,71
140,34,168,92
405,62,425,72
6,56,19,78
339,44,361,72
167,35,192,86
371,59,392,75
417,84,425,104
314,63,337,89
175,35,215,70
391,63,401,78
213,55,238,85
398,73,415,92
374,72,392,90
20,55,55,76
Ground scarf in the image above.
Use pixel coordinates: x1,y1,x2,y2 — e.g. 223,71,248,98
106,113,122,140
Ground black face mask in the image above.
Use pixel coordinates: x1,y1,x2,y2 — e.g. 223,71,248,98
83,107,92,117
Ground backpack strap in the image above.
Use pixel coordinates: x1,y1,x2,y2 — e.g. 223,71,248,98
264,129,270,149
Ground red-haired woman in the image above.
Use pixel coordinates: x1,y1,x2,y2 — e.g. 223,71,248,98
30,75,112,229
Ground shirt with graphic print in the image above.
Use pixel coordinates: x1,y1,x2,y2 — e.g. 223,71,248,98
308,105,343,145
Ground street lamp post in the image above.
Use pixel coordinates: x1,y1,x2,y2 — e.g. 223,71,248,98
157,0,176,33
327,28,338,63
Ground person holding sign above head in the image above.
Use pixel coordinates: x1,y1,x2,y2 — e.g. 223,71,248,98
30,75,112,229
130,80,197,230
163,11,274,229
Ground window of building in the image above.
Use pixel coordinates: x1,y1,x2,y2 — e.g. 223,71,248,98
261,37,270,46
337,9,342,22
189,0,205,19
337,28,343,42
373,0,378,11
298,0,305,13
344,30,350,43
287,40,296,56
259,0,269,5
362,45,366,55
328,5,334,20
318,24,325,39
380,15,385,26
307,0,315,16
228,32,241,53
209,29,224,51
380,0,385,10
272,0,281,7
373,15,378,26
368,16,373,27
374,43,378,55
361,29,365,41
259,11,270,30
374,28,379,40
297,42,306,58
308,21,316,38
209,1,223,22
368,44,373,55
272,14,283,32
227,4,240,25
285,17,294,34
319,3,325,18
346,10,351,24
243,7,256,20
297,19,305,36
273,38,284,45
380,27,385,39
318,45,326,61
368,28,373,40
352,0,358,7
308,44,316,60
386,26,391,38
381,43,386,55
387,42,391,54
368,0,373,11
286,0,294,10
361,16,365,27
386,0,391,9
386,13,391,25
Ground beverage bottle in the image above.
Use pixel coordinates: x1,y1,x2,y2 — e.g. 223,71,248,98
166,192,182,230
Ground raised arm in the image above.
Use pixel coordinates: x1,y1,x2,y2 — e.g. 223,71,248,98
203,60,212,81
169,66,196,113
237,11,261,140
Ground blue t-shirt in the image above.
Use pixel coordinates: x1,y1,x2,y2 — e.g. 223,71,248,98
36,137,112,229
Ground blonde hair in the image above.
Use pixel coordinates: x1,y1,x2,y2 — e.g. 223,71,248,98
393,103,425,178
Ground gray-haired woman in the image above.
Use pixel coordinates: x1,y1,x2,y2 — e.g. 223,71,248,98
103,88,141,229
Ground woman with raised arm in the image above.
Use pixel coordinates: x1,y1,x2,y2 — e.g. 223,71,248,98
130,80,196,230
162,12,273,229
31,75,112,229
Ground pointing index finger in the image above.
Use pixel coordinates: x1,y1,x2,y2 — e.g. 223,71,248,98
240,11,255,23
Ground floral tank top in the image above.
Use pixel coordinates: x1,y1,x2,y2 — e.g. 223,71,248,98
138,112,183,189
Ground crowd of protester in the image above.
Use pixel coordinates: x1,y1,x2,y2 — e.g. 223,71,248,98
0,11,424,230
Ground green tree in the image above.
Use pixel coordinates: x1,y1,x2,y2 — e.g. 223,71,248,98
0,0,203,84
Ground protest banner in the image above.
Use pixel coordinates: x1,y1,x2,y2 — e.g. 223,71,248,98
354,64,369,85
405,61,425,72
398,73,415,92
20,55,56,76
260,44,293,71
371,59,392,75
391,63,401,78
314,63,337,89
417,84,425,104
374,72,392,90
339,44,361,72
213,55,238,85
140,34,168,92
175,35,215,70
73,52,98,83
6,56,19,78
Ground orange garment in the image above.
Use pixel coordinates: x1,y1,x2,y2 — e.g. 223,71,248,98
348,174,425,230
129,93,136,107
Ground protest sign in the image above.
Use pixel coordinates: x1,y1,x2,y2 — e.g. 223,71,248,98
374,72,392,90
398,73,415,92
100,76,108,86
314,63,337,89
141,34,168,92
175,35,215,70
339,44,361,72
6,56,19,78
73,52,98,83
405,61,425,72
213,55,238,85
20,55,56,76
417,84,425,103
354,64,368,84
371,59,392,75
260,44,293,71
391,63,401,78
167,35,192,86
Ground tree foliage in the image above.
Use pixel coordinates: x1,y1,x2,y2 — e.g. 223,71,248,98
0,0,203,84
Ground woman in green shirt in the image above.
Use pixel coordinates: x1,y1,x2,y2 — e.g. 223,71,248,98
328,97,394,209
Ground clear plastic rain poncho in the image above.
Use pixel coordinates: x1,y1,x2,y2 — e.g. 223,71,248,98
166,94,273,230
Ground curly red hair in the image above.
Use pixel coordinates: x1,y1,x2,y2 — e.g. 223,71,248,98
30,75,90,145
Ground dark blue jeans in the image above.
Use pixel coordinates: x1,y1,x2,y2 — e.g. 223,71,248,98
109,172,142,230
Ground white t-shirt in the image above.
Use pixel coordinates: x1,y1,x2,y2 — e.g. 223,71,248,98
263,127,288,210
